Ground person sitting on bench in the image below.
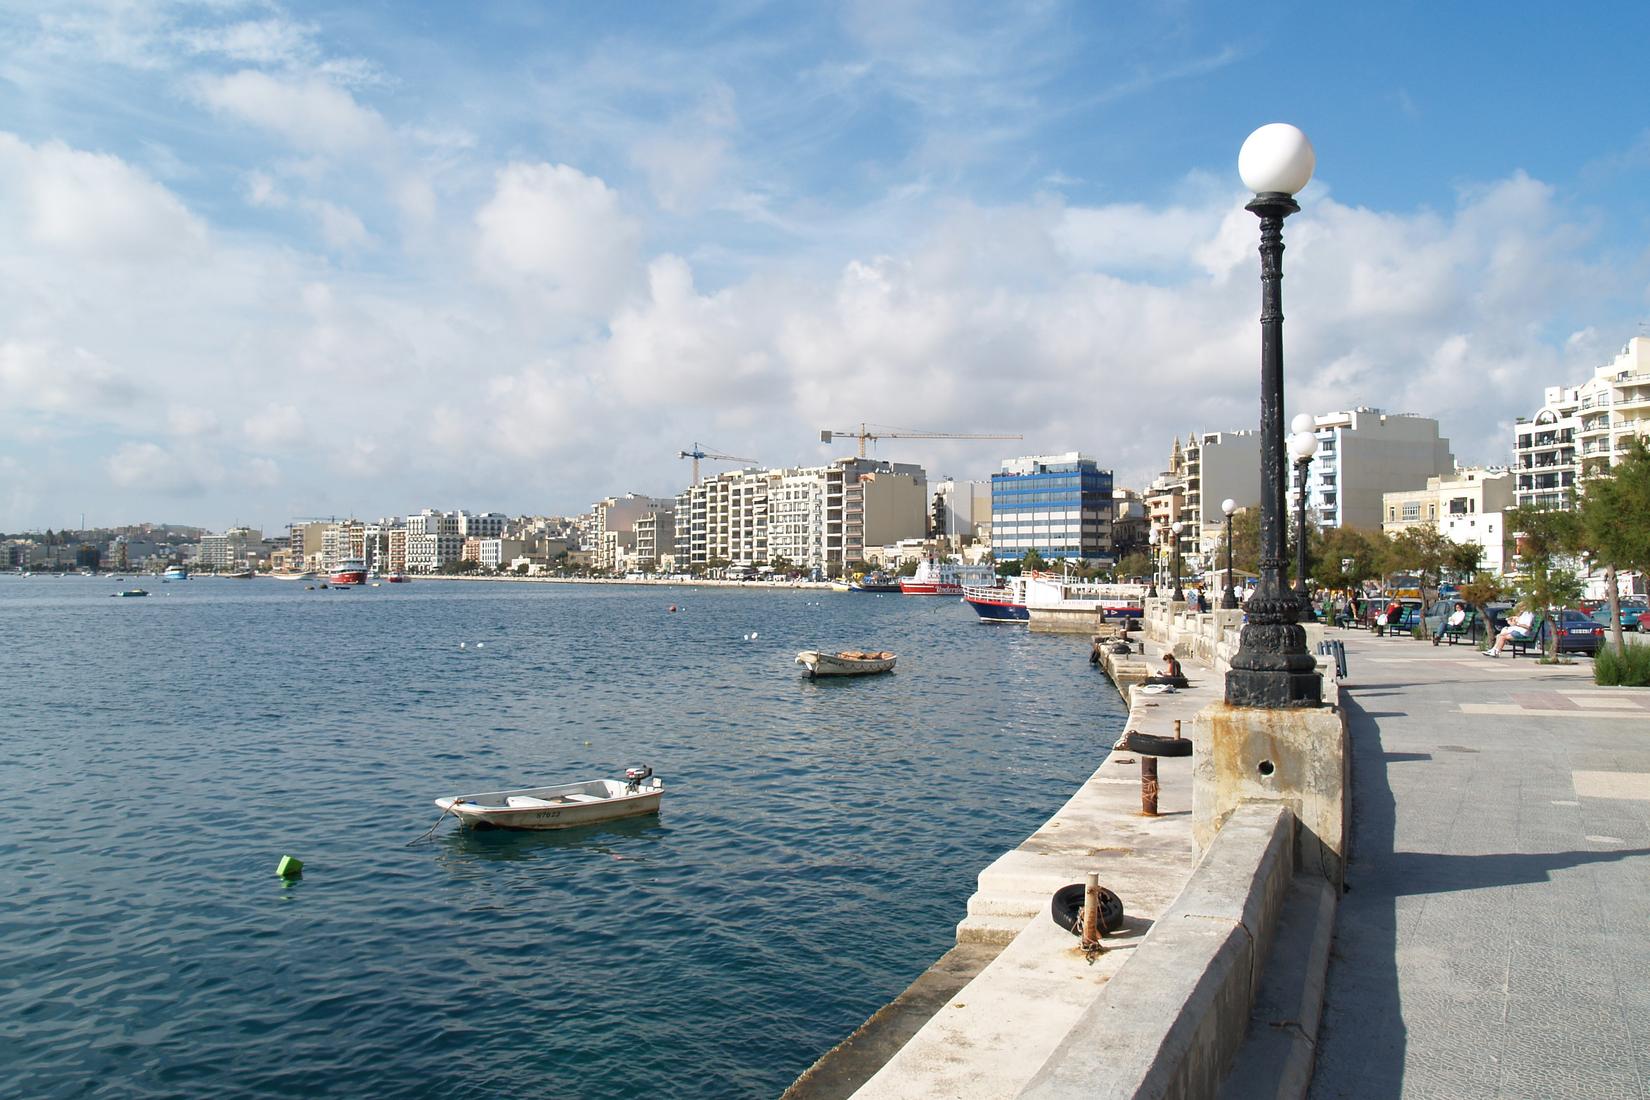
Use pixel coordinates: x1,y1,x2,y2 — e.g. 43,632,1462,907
1433,601,1467,645
1145,652,1190,688
1484,607,1535,657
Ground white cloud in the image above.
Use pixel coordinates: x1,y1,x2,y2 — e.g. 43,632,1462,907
473,162,643,317
196,71,389,157
106,442,202,495
243,404,306,448
178,18,319,66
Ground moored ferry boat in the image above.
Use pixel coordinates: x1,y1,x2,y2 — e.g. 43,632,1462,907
329,558,369,585
163,565,188,581
961,575,1031,622
898,558,997,596
1024,574,1146,620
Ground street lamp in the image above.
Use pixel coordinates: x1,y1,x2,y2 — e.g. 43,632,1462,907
1221,498,1239,609
1289,424,1319,610
1225,123,1322,709
1147,528,1159,598
1171,520,1185,602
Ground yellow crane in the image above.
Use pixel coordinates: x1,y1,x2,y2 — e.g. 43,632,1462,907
678,443,758,486
819,423,1023,458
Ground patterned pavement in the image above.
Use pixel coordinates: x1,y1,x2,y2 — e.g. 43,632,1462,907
1309,632,1650,1099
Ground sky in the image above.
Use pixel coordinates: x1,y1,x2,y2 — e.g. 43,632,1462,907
3,0,1649,533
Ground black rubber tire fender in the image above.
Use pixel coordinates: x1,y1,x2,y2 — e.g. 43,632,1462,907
1050,883,1124,935
1120,730,1193,757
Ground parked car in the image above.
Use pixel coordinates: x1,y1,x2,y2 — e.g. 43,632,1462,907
1555,608,1606,655
1590,601,1649,633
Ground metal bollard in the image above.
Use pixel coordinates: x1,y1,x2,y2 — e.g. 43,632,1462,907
1141,755,1159,816
1082,871,1104,951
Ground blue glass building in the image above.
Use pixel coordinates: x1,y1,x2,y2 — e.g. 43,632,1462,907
989,453,1114,562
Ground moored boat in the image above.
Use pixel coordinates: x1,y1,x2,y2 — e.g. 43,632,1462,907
435,767,664,830
226,569,255,579
329,558,368,585
1024,574,1145,620
795,649,897,677
898,558,996,596
163,565,188,582
962,575,1031,622
848,570,902,593
273,570,318,581
111,588,149,598
384,572,411,583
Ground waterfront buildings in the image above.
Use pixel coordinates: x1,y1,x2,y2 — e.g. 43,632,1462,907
989,453,1114,563
1296,409,1455,530
198,526,264,571
1513,336,1650,510
1382,467,1514,574
1146,431,1261,577
670,457,926,575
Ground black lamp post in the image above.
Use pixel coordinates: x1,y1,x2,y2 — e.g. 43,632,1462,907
1220,497,1239,609
1147,529,1159,598
1224,124,1322,709
1171,520,1185,602
1289,422,1319,612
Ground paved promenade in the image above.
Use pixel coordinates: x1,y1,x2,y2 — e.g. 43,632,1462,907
1310,632,1650,1098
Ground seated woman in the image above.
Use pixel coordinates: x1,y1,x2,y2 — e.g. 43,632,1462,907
1144,651,1190,688
1484,607,1536,657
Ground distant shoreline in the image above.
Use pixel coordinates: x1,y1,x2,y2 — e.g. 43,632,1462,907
429,574,836,591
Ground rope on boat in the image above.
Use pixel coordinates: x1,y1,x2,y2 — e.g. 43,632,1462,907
407,800,462,845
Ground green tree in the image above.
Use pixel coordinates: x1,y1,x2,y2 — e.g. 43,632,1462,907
1384,523,1456,606
1457,569,1509,644
1505,504,1585,660
1115,551,1151,582
1576,438,1650,657
897,557,920,577
1312,526,1384,592
1021,548,1047,574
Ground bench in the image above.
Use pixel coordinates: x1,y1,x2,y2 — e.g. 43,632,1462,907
1506,620,1547,658
1442,611,1479,645
1383,608,1420,639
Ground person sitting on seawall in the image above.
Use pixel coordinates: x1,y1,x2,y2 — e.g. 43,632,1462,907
1484,607,1536,657
1433,601,1467,646
1145,651,1190,688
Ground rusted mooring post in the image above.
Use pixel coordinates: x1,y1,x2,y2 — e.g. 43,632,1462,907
1082,871,1105,953
1141,756,1159,816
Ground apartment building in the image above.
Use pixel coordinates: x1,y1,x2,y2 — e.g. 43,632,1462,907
1146,430,1262,574
592,494,673,572
989,453,1114,562
1298,409,1455,530
1513,336,1650,510
1382,467,1514,573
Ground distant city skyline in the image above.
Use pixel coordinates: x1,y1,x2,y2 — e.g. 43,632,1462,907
4,2,1650,531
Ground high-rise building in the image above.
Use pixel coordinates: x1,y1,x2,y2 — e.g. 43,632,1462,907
989,453,1114,562
1514,336,1650,510
1298,409,1455,530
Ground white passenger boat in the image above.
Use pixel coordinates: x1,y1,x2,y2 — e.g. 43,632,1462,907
795,649,897,677
434,767,664,830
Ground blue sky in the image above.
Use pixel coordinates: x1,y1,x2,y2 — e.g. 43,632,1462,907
2,0,1648,531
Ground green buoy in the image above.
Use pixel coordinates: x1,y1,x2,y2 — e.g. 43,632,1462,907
276,855,304,879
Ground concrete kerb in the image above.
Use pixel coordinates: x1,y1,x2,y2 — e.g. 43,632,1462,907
1018,803,1297,1100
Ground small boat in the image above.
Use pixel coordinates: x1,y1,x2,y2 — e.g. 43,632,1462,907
848,571,902,593
163,565,188,581
435,767,665,830
383,572,411,583
898,558,996,596
329,558,368,585
111,588,149,598
273,571,318,581
795,649,897,678
225,569,255,579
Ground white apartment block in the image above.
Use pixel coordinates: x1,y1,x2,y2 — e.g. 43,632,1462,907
633,507,675,569
592,494,673,571
1514,336,1650,510
1382,467,1514,574
671,457,925,575
459,511,510,539
1298,409,1455,530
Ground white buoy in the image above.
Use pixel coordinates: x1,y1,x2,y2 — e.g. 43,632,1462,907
476,642,484,648
751,631,758,639
460,642,467,649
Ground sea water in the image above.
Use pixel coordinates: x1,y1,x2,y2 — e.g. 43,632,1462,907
0,577,1125,1098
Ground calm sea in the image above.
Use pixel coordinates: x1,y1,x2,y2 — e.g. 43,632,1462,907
0,576,1125,1099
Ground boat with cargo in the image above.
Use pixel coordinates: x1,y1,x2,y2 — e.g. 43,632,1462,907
434,767,664,830
898,558,996,596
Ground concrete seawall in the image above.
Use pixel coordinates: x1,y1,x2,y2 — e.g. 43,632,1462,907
788,604,1343,1100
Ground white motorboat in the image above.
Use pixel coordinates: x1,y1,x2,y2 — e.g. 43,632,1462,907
795,649,897,678
434,767,664,830
272,571,319,581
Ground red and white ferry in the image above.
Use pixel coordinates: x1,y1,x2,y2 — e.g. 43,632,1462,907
329,557,368,585
898,558,998,596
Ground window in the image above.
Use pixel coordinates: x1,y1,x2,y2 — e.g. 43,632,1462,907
1401,502,1421,521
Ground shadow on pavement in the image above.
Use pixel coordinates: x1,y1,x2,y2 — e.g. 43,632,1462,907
1388,847,1650,896
1310,693,1404,1098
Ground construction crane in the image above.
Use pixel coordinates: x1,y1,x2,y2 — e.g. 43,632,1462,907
678,443,758,486
819,423,1023,458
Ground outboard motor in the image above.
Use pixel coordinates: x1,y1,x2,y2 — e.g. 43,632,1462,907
624,765,653,793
